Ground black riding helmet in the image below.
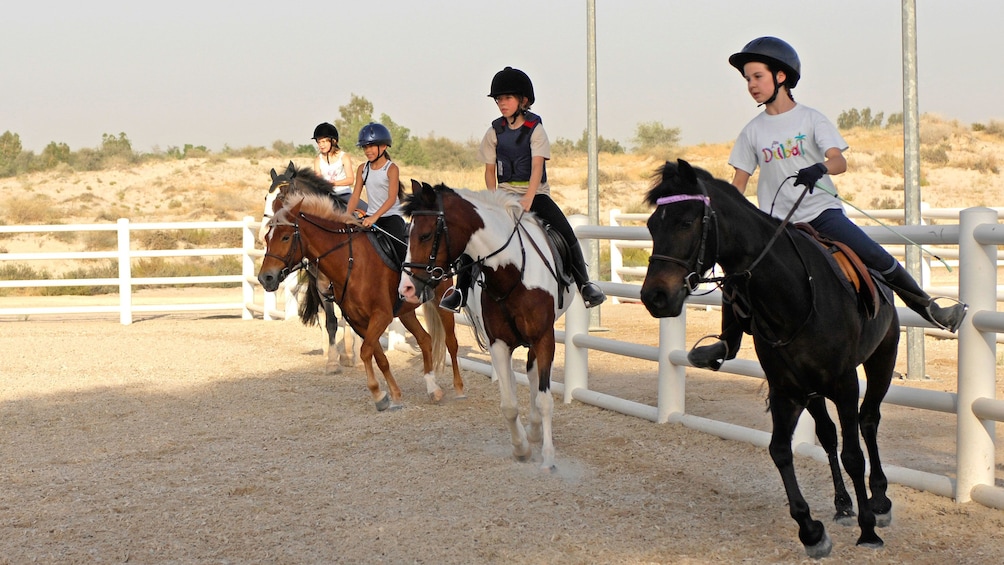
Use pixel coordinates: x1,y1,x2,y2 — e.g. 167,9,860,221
312,122,339,141
729,37,801,105
488,66,535,107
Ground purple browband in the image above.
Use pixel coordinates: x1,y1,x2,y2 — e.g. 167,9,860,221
655,194,710,206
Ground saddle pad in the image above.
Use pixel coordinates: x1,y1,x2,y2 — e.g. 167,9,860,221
794,223,883,319
365,231,405,272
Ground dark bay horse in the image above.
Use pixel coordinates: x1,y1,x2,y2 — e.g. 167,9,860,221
398,180,574,471
260,162,355,373
639,160,898,558
258,192,465,410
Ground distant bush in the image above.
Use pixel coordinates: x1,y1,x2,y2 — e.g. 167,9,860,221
3,194,63,224
837,107,885,130
632,121,680,158
418,136,479,169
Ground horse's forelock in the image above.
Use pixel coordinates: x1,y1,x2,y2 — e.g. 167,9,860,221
646,159,723,205
282,193,353,222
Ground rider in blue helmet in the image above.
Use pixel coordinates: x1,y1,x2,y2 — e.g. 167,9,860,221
345,123,406,264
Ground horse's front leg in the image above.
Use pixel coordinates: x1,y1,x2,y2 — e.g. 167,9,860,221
769,394,831,559
525,340,556,472
833,381,883,550
359,319,401,411
491,339,530,462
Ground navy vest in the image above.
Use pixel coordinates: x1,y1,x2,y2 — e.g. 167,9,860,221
492,111,547,185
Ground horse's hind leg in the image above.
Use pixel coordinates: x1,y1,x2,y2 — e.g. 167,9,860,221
860,332,897,527
320,300,341,374
398,310,444,403
805,396,855,525
769,394,832,558
436,303,466,399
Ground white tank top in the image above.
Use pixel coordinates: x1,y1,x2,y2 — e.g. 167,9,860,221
318,151,349,195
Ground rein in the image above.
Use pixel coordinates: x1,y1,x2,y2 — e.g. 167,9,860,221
651,180,818,348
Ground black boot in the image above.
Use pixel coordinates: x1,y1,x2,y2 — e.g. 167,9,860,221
884,264,968,332
567,241,606,308
439,254,473,313
687,304,743,371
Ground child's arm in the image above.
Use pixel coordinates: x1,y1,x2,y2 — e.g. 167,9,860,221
520,156,545,211
337,152,355,189
345,164,365,216
362,163,400,227
484,164,497,190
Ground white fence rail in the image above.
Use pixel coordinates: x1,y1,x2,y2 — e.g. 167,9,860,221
2,210,1001,511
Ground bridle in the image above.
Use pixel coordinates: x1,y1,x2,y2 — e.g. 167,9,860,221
647,189,718,294
401,191,541,301
262,210,364,303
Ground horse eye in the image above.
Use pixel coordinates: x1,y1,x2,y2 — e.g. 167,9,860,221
418,233,432,243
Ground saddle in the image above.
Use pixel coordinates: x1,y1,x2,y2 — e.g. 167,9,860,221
540,222,575,310
365,230,407,272
794,223,886,319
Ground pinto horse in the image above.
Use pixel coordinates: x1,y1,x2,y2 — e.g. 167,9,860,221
639,160,899,558
260,162,356,373
398,180,574,471
258,192,465,410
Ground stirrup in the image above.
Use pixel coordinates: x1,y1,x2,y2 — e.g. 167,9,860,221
579,282,606,308
927,297,968,333
439,287,464,313
687,335,732,371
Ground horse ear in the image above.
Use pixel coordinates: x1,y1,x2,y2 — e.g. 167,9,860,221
270,168,278,181
678,159,697,184
410,179,422,195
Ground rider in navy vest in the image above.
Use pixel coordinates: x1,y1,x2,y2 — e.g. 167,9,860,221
439,66,606,312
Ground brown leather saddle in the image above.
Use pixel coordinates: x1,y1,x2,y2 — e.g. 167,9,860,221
794,223,883,319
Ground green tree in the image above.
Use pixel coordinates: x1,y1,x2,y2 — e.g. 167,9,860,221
418,136,479,169
379,113,426,166
100,132,135,164
335,94,375,145
572,130,624,154
0,130,23,176
39,141,71,169
632,121,680,152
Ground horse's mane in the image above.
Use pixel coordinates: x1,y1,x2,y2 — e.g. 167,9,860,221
646,160,765,215
285,166,336,196
278,193,355,224
402,182,529,220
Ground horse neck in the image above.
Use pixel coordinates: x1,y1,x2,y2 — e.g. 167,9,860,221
296,215,356,282
712,193,807,289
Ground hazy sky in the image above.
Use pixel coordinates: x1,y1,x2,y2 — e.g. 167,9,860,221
5,1,1003,154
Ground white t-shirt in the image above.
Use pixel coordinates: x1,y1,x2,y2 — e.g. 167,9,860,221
729,103,847,223
318,151,350,195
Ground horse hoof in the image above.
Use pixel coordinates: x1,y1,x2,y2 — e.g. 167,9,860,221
375,393,392,411
454,394,468,400
324,365,342,375
540,463,557,474
874,511,892,528
834,510,857,527
856,533,884,549
804,530,832,559
428,390,445,403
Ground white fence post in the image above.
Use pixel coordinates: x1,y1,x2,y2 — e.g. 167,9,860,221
955,207,999,503
242,216,255,320
609,209,624,304
117,218,133,325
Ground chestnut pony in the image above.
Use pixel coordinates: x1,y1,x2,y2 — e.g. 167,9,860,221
259,179,464,410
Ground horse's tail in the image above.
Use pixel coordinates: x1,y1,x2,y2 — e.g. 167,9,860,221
422,301,446,375
297,271,324,327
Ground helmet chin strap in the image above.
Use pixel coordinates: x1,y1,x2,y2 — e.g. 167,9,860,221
758,72,782,107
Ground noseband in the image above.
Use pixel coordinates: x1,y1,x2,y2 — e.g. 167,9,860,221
648,191,716,293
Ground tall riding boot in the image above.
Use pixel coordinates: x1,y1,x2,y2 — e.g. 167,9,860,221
884,263,967,332
439,254,473,313
567,241,606,308
687,300,743,371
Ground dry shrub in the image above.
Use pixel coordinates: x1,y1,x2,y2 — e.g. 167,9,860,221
4,194,63,224
874,152,904,177
81,230,118,251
